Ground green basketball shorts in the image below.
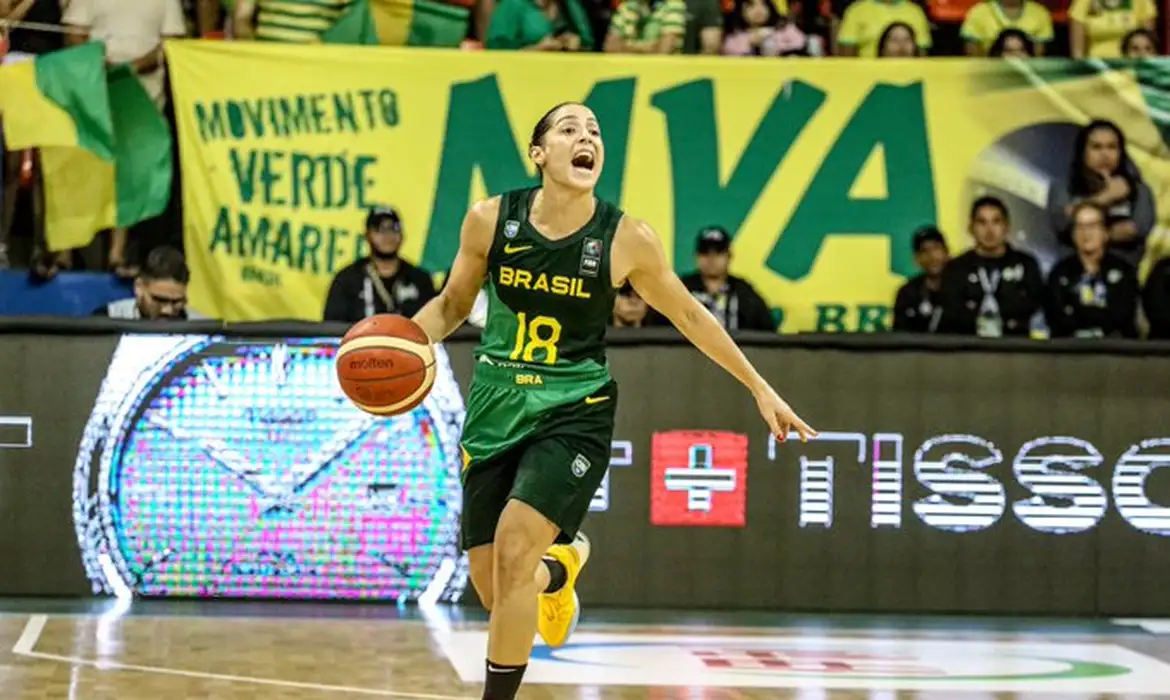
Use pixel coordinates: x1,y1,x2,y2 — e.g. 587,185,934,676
459,362,616,550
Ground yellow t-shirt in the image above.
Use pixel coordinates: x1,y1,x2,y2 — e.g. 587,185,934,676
1069,0,1157,58
960,1,1054,52
838,0,933,58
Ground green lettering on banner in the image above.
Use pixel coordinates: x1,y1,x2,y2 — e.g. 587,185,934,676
208,206,356,276
856,304,890,331
278,97,313,136
422,75,635,271
334,93,358,132
767,83,935,281
652,79,826,272
815,304,848,332
227,148,377,210
195,102,226,142
196,92,399,142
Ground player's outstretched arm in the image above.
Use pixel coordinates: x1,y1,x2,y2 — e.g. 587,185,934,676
614,217,817,443
411,198,497,343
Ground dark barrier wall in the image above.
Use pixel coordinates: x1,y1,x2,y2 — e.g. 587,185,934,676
2,319,1170,616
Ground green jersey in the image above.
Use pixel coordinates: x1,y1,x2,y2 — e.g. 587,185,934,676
475,187,624,385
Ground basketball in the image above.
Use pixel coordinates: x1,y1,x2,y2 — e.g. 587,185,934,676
336,314,436,416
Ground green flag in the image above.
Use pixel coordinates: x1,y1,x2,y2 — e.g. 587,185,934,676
323,0,381,45
0,44,171,251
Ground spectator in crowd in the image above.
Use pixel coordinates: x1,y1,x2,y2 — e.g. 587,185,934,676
876,21,919,56
988,27,1036,56
682,0,724,54
1,0,65,271
233,0,353,41
323,206,437,323
485,0,594,50
938,196,1044,337
194,0,226,36
94,246,197,320
835,0,931,57
960,0,1052,56
64,0,186,280
1069,0,1156,58
1121,27,1158,56
1046,202,1138,338
1049,119,1155,269
893,226,949,333
604,0,686,53
611,281,650,327
722,0,808,56
1142,255,1170,339
671,226,775,332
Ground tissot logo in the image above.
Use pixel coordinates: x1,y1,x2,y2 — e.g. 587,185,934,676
769,431,1170,535
0,416,32,449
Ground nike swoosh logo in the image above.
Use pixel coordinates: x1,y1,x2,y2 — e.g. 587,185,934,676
584,396,611,405
504,244,533,254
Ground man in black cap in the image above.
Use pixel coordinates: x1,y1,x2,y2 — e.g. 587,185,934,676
892,226,950,333
323,206,437,322
665,226,775,332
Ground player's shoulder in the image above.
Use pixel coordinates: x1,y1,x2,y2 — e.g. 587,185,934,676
615,214,656,242
467,196,503,226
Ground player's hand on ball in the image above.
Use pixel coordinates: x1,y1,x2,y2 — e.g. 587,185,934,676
753,385,817,444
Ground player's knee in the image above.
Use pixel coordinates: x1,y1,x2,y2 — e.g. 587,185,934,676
493,525,544,596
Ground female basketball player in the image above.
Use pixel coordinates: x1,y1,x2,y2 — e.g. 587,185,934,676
412,102,816,700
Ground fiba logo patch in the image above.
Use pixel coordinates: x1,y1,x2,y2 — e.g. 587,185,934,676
571,454,591,478
504,220,520,239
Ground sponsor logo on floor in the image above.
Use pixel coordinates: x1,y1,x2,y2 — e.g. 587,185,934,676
437,631,1170,692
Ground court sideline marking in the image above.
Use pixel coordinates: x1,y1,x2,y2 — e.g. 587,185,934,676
11,614,476,699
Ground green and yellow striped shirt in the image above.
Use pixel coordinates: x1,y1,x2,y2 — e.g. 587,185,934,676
608,0,686,51
256,0,353,43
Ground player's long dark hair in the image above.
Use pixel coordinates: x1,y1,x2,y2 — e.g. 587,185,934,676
529,102,585,176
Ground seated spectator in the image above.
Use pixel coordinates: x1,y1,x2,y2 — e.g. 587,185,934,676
961,0,1052,55
893,226,949,333
65,0,187,280
611,282,650,327
485,0,594,50
988,27,1036,56
1048,119,1155,269
1046,202,1138,338
668,226,775,332
1142,255,1170,339
722,0,809,56
938,196,1044,337
1121,27,1158,56
323,206,437,323
234,0,354,41
836,0,931,57
682,0,725,54
604,0,686,53
95,246,197,320
1069,0,1156,58
876,21,920,55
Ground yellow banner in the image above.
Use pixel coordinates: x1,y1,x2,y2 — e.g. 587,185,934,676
166,41,1170,329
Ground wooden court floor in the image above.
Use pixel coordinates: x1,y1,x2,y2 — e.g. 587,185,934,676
1,600,1170,699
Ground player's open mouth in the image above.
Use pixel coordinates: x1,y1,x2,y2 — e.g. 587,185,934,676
571,153,595,172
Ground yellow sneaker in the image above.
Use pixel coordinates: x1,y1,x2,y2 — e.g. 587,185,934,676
537,532,591,647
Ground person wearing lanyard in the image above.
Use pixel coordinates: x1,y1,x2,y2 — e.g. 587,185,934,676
322,205,438,323
937,196,1045,337
654,226,776,332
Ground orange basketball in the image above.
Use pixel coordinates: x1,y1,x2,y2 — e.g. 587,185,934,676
336,314,436,416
